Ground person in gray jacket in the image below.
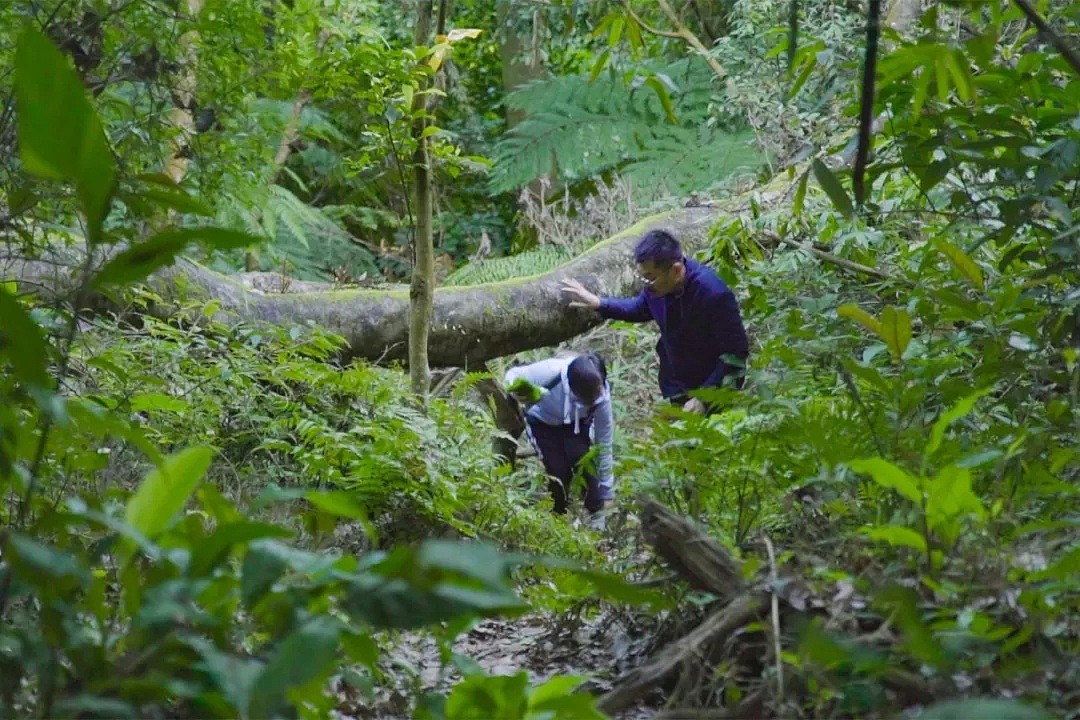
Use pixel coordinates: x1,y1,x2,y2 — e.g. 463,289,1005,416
504,353,614,517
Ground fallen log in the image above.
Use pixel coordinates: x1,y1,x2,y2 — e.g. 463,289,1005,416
3,208,722,367
636,495,743,600
596,592,764,715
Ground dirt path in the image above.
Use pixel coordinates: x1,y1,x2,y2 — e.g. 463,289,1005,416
340,605,660,719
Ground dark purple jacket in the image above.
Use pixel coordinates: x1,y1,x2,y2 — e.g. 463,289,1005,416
598,258,749,398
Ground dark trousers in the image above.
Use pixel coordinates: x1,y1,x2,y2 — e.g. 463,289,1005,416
526,417,604,514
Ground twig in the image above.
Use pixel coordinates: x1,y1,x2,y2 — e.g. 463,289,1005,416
430,366,462,397
762,230,893,280
632,572,680,589
762,534,785,703
624,0,726,79
1013,0,1080,76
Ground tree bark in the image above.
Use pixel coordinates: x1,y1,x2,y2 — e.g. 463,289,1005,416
165,0,205,185
410,0,436,400
0,200,739,367
3,166,804,367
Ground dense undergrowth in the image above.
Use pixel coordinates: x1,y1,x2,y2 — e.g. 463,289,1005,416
3,0,1080,718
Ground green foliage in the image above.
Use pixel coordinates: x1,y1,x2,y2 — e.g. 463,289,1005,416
490,61,761,198
443,245,574,286
0,30,611,719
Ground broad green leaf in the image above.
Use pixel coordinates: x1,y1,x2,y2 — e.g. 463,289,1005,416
841,358,890,393
879,306,912,361
445,672,529,720
849,457,922,503
1032,545,1080,581
94,228,258,287
875,584,949,670
125,186,213,217
837,303,882,336
945,51,974,102
936,239,985,289
564,567,670,609
53,696,136,719
125,446,213,539
6,533,90,590
249,617,342,718
926,464,985,527
130,392,188,414
811,159,853,218
624,15,643,52
911,66,932,115
925,388,992,457
241,542,289,609
527,675,606,719
588,48,611,83
188,521,292,577
918,698,1049,720
792,170,809,216
863,525,927,553
527,675,585,710
919,160,951,194
15,28,116,238
190,637,262,717
934,52,950,101
417,540,513,590
788,53,817,99
645,76,678,124
607,14,624,46
0,285,50,387
305,491,374,532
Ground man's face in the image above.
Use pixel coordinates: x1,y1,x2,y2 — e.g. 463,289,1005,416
636,259,684,297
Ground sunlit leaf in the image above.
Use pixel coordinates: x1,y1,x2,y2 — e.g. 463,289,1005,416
125,446,213,539
849,457,922,503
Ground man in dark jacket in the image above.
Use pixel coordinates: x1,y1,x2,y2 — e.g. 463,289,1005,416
561,228,749,414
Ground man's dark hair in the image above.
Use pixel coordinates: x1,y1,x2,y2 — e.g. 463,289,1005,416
634,229,683,266
568,353,607,403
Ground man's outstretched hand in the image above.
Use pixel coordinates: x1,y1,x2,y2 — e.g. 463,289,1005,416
561,278,601,310
682,397,706,415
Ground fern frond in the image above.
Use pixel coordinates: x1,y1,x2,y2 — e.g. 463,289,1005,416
623,127,760,199
442,245,573,286
491,59,762,196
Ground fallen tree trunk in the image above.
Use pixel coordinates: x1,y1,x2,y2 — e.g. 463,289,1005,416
3,207,721,367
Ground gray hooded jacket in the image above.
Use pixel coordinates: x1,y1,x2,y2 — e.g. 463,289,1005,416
504,356,615,501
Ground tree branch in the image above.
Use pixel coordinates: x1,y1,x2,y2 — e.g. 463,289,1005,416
853,0,882,205
763,230,893,280
625,0,726,79
1013,0,1080,76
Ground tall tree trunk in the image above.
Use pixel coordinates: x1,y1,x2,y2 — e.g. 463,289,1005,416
165,0,204,185
409,0,436,400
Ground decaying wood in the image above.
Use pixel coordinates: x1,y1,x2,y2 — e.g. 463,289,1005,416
597,593,764,715
636,495,743,600
472,363,527,467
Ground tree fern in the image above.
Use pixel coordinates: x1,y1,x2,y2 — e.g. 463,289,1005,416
622,126,760,200
491,59,762,196
215,183,380,280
